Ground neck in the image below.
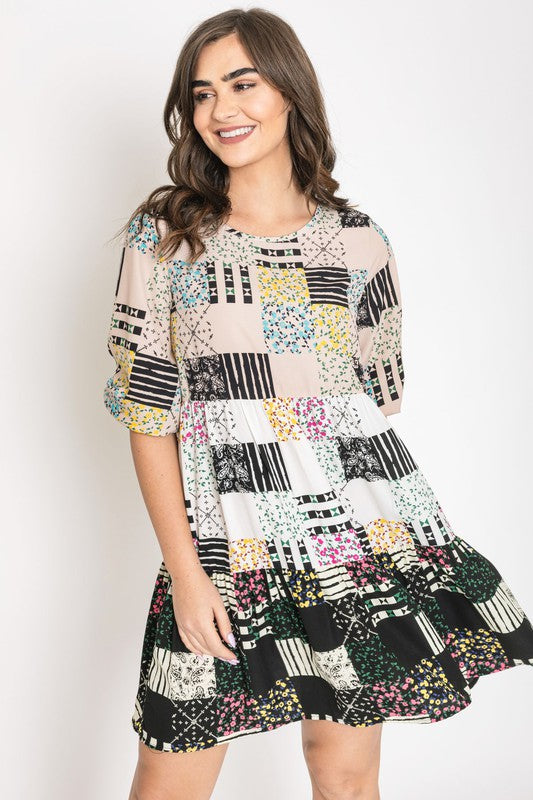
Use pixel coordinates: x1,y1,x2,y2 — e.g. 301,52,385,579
226,143,313,226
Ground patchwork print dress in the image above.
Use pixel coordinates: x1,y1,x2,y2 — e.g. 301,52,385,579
103,202,533,753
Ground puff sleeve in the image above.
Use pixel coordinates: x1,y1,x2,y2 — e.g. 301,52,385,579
356,219,404,416
103,212,181,436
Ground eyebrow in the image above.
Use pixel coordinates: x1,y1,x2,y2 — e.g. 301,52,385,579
191,67,258,88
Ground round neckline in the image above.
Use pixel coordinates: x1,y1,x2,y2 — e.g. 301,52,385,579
221,201,323,241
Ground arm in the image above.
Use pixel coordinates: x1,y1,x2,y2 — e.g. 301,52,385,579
103,213,238,662
128,431,201,579
356,218,404,416
103,211,197,572
128,430,237,662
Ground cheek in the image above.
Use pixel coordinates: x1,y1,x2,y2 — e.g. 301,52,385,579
247,94,288,128
193,106,208,134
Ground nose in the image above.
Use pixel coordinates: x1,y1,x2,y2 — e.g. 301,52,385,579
211,91,240,121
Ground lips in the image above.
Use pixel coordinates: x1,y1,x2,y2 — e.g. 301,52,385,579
216,125,256,142
216,124,255,133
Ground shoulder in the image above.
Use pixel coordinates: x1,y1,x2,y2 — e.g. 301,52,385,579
330,203,394,272
125,211,191,263
125,211,166,256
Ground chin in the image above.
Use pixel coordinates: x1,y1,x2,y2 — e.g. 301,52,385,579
217,152,261,169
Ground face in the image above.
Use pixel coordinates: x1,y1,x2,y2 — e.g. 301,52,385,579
191,32,292,169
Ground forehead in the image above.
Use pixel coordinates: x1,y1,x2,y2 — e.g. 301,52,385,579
193,33,251,79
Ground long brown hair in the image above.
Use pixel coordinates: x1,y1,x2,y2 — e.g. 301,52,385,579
113,7,355,262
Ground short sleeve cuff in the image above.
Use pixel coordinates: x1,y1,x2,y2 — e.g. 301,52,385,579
103,379,181,436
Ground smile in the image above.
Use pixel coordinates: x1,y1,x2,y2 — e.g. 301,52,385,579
216,125,256,143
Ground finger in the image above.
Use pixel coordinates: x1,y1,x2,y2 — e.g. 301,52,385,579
213,604,236,650
179,628,208,656
180,635,202,656
182,627,233,662
202,619,239,662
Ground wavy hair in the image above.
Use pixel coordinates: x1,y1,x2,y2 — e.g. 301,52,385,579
113,7,355,262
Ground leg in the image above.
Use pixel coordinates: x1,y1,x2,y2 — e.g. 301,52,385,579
128,738,230,800
300,719,383,800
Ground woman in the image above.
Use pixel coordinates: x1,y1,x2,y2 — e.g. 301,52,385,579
103,7,533,799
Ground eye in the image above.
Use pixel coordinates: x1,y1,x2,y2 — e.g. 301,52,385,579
234,82,255,92
193,82,256,104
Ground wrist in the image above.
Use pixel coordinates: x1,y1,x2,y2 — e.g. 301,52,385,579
165,547,203,581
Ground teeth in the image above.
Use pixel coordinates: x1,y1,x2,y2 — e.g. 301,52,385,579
218,126,254,138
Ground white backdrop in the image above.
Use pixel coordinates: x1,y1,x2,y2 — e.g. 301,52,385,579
3,1,533,797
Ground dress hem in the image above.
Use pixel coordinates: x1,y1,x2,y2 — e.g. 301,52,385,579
130,659,532,754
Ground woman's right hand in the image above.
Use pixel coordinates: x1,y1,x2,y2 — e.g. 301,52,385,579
171,563,239,664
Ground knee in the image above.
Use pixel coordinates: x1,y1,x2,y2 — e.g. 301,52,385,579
129,784,167,800
303,742,379,800
128,781,150,800
129,773,166,800
309,770,372,800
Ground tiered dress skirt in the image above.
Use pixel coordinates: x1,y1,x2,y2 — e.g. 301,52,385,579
130,391,533,752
